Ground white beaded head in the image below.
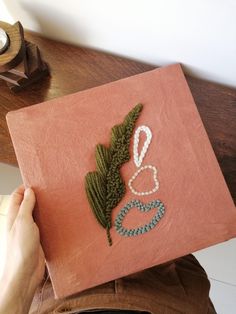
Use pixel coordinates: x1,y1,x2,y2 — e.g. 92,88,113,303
133,125,152,168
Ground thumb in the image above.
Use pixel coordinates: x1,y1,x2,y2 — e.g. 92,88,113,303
18,188,36,218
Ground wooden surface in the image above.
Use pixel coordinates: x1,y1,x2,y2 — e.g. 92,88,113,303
0,32,235,203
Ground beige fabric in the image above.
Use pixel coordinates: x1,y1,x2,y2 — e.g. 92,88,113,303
30,255,216,314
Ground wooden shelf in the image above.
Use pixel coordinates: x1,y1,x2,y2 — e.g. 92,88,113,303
0,32,235,202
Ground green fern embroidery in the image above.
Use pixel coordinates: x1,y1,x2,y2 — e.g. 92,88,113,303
85,104,143,246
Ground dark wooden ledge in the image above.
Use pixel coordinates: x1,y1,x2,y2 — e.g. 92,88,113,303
0,32,235,202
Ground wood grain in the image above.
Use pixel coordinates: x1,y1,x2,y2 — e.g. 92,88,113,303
0,32,235,202
0,21,25,72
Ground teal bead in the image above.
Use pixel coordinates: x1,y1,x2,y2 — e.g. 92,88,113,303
114,199,165,238
149,222,155,229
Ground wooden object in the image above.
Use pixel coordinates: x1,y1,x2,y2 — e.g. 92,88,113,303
0,32,235,203
0,21,25,71
0,21,49,91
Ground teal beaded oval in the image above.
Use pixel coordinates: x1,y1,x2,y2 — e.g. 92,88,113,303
115,199,165,237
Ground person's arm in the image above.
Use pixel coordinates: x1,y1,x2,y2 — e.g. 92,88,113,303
0,186,45,314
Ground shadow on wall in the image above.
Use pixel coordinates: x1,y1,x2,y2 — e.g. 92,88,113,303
3,0,89,46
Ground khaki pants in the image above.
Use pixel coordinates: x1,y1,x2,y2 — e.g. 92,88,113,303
30,254,216,314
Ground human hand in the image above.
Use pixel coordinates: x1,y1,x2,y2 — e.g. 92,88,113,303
0,185,45,314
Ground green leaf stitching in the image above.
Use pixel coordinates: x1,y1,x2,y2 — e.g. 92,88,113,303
85,103,143,245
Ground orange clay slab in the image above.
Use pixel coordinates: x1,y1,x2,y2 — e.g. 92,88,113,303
6,64,236,298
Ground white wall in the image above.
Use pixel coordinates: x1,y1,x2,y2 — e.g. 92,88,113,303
0,163,22,194
0,0,236,87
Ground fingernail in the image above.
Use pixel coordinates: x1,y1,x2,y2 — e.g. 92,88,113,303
25,188,31,196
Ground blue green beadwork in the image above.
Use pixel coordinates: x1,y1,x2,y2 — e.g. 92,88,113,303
115,199,165,237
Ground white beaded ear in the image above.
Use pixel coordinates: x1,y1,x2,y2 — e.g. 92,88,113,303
128,165,159,196
133,125,152,168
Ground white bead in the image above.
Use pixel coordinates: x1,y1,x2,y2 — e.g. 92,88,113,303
133,125,152,168
128,164,159,196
